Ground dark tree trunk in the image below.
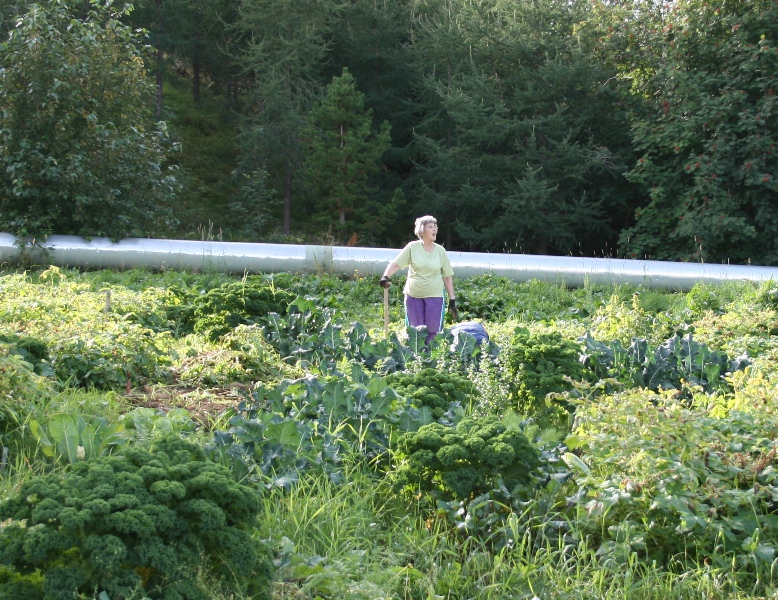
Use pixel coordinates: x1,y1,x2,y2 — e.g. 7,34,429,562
155,46,164,119
283,167,292,235
154,0,164,119
535,230,548,255
192,38,201,103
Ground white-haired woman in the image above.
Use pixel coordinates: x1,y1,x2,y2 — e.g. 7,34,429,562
379,215,458,344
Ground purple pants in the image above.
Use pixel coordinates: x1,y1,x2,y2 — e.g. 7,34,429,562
405,295,445,344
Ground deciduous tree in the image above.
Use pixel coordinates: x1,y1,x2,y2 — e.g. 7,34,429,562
618,0,778,264
0,0,180,239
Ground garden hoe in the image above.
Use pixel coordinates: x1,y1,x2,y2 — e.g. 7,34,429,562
383,285,390,339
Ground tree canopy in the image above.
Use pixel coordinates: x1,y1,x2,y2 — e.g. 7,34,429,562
1,0,776,263
0,0,180,239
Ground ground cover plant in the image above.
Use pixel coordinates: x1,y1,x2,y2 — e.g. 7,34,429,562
1,265,777,599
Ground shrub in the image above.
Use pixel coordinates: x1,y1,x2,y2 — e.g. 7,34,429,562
0,435,273,599
393,415,540,500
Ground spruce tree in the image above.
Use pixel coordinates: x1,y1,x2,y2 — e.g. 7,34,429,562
302,68,394,242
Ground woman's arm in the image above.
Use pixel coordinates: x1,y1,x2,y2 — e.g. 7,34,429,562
443,276,454,299
383,262,401,278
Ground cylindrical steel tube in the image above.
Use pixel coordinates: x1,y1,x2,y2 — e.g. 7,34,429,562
1,233,776,290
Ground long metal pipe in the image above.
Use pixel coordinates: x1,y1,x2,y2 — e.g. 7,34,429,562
1,233,776,290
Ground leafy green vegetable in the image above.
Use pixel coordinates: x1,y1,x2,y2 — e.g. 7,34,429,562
505,328,594,426
386,368,477,420
0,435,273,599
394,416,540,500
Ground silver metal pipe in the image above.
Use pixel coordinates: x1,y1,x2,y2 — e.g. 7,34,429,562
1,233,776,290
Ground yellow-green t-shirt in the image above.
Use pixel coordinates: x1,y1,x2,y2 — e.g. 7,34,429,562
393,241,454,298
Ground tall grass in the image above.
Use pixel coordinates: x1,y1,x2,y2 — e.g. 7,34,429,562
254,460,765,599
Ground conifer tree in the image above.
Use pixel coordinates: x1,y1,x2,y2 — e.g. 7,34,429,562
409,0,631,254
302,68,394,241
232,0,338,235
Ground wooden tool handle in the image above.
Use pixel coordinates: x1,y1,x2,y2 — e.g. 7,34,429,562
383,286,389,339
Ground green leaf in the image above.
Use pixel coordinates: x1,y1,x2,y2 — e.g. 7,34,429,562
265,421,302,448
563,452,590,475
564,435,586,450
49,414,80,464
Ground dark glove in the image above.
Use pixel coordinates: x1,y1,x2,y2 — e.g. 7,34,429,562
448,298,459,322
379,276,391,288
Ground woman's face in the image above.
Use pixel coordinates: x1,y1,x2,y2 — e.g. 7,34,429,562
421,222,438,243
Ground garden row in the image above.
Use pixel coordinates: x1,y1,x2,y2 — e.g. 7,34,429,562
1,267,778,598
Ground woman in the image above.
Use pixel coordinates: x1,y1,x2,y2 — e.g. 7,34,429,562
379,215,458,344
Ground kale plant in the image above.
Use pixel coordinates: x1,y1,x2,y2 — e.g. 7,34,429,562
0,435,273,600
385,368,477,420
394,416,540,500
505,328,594,426
163,278,294,340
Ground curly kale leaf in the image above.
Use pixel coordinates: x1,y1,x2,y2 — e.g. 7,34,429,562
386,368,477,419
395,416,540,500
0,435,273,599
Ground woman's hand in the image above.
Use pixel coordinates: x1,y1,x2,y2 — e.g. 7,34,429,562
448,298,459,322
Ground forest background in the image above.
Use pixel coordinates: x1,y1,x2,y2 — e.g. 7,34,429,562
1,0,777,265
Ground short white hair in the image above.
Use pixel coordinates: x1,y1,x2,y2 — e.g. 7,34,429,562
414,215,437,239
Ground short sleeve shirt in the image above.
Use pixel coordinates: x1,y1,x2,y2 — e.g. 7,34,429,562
393,241,454,298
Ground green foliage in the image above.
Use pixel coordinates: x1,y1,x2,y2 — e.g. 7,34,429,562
302,67,395,240
618,0,778,264
385,368,477,420
0,0,180,239
579,331,750,396
685,282,724,315
213,364,424,486
174,325,292,387
231,0,339,235
589,293,677,346
565,391,778,581
0,346,52,453
394,415,540,500
122,407,199,446
505,328,594,425
409,0,632,254
167,278,295,340
50,326,170,391
29,412,129,466
0,435,273,599
0,334,50,376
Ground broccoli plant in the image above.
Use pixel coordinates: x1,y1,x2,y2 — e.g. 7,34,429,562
393,416,540,500
386,368,477,420
0,435,273,599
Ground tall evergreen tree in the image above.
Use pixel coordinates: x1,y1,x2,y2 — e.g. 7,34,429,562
302,68,394,242
326,0,418,243
126,0,238,113
231,0,339,235
409,0,631,254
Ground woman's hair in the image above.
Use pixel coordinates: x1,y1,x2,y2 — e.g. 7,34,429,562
414,215,437,239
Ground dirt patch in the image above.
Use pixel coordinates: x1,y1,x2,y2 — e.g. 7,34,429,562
123,383,252,428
